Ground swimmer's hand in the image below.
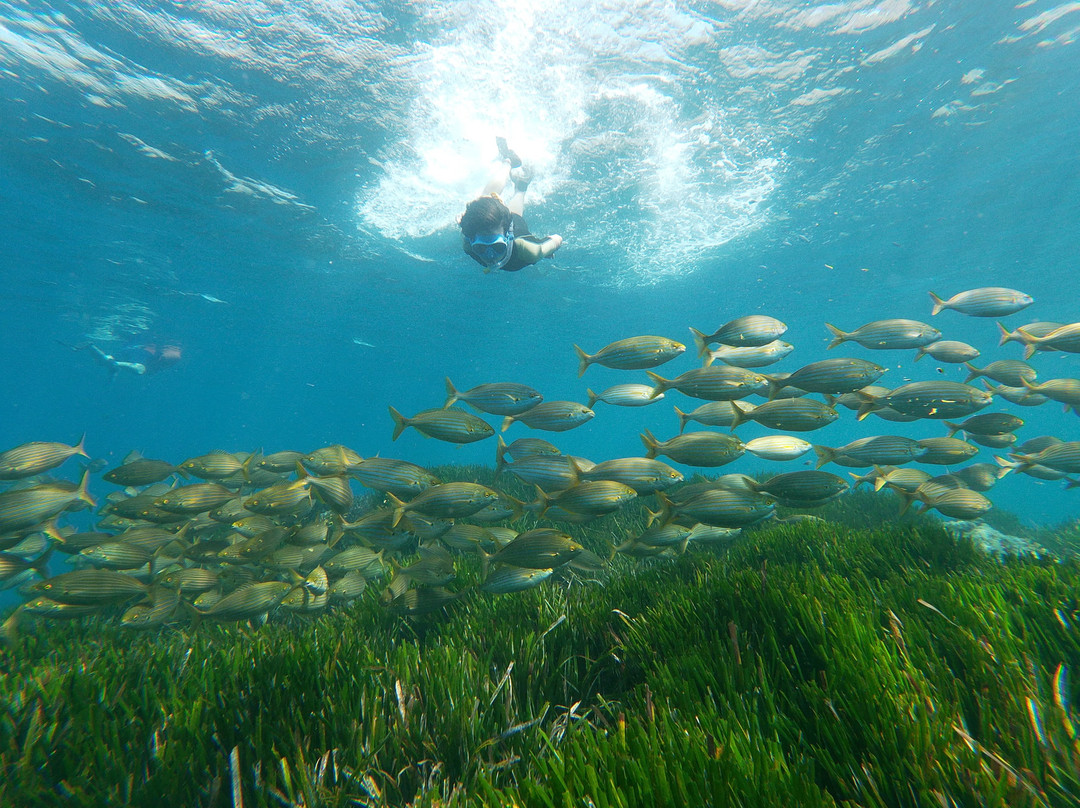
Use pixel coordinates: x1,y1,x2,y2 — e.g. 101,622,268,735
541,234,563,259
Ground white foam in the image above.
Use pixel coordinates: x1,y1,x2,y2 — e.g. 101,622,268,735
356,0,784,286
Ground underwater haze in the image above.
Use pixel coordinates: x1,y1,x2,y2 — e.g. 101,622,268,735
2,0,1080,531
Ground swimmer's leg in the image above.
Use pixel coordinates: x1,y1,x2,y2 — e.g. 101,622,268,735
481,160,511,197
487,137,531,216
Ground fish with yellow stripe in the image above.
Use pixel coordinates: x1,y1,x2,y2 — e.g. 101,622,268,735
0,470,96,534
0,436,88,480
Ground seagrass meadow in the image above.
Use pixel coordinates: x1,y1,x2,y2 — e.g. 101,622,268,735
2,471,1079,808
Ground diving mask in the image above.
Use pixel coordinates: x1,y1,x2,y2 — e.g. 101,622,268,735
469,223,514,268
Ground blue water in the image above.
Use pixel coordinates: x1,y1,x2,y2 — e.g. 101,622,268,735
2,0,1080,538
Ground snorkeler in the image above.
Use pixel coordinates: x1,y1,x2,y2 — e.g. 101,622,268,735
459,137,563,272
67,342,183,377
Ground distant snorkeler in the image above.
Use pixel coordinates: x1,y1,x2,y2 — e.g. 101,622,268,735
459,137,563,272
63,341,183,377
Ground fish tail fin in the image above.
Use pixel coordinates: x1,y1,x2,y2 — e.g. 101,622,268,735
386,492,406,528
913,347,926,362
944,421,961,438
585,388,599,410
39,516,65,545
503,495,525,522
73,433,89,459
701,350,715,368
993,455,1018,476
688,326,710,358
1,608,22,647
327,517,345,550
871,466,891,492
388,406,408,441
812,445,836,470
531,485,550,518
443,377,459,409
1019,376,1038,391
673,406,689,434
31,546,56,577
500,416,515,433
993,321,1015,347
644,370,668,399
566,457,583,488
729,400,749,431
494,435,509,476
180,599,203,630
963,362,982,384
891,487,915,515
824,322,848,350
928,291,947,316
640,429,659,459
648,492,673,528
764,375,785,401
573,344,591,377
854,390,878,422
287,568,306,588
1012,326,1040,359
239,452,256,484
75,468,96,509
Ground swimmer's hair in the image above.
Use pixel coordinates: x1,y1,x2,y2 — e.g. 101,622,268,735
460,195,511,239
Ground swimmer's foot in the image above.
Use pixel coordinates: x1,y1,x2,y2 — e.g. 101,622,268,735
510,165,532,194
496,136,522,169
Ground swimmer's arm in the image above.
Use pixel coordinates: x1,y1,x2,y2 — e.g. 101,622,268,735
517,234,563,264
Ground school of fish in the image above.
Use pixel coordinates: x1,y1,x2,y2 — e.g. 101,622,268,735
2,286,1077,636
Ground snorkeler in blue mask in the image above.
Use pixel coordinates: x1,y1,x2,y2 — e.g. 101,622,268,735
459,137,563,272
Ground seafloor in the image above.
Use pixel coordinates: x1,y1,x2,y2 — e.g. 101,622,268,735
1,464,1078,808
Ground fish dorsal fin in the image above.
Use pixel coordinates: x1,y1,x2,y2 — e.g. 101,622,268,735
122,449,145,464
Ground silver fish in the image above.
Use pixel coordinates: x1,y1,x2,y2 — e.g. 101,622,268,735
641,429,745,467
744,436,813,461
574,336,685,376
502,402,594,433
929,287,1033,317
730,398,839,432
914,341,980,363
963,360,1037,387
749,470,849,507
703,340,794,369
647,366,768,402
916,437,980,465
689,315,787,353
586,384,664,408
856,382,991,421
0,437,88,481
826,320,941,350
444,378,543,416
774,358,886,396
389,406,494,444
944,413,1024,436
674,401,744,433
